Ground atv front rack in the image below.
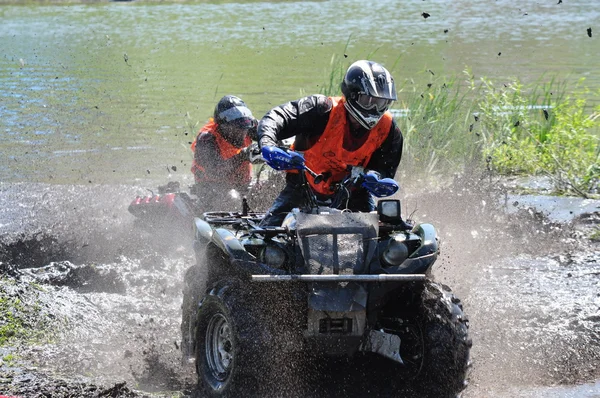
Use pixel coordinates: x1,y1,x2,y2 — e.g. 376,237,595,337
251,274,426,282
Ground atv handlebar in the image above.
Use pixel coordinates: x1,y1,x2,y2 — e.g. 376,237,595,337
261,146,399,198
252,274,426,282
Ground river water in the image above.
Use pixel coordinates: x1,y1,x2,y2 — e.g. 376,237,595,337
1,1,600,397
1,0,599,185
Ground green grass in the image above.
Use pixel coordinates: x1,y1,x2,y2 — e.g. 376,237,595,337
320,56,600,197
0,278,55,346
590,227,600,242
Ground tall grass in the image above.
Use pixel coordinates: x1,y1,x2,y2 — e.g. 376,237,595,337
320,56,600,197
396,70,482,178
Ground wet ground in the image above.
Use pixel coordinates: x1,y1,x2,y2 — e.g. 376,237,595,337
0,177,599,397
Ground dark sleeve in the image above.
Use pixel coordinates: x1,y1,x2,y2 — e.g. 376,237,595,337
365,119,403,179
258,94,332,150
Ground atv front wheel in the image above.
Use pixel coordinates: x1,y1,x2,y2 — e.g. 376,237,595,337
378,280,471,397
195,283,268,397
417,281,471,397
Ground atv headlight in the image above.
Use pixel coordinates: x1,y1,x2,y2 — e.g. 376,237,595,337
381,239,409,267
261,245,286,269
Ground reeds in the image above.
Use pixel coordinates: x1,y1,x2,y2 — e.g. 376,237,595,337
320,57,599,197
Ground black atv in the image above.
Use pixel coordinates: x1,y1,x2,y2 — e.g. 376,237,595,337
181,147,471,397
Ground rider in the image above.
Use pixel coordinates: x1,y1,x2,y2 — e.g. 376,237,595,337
258,60,404,226
190,95,258,210
182,97,259,360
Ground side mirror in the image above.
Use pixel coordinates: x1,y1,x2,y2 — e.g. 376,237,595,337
377,199,402,224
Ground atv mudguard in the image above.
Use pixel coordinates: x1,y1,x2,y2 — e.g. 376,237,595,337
409,223,438,258
195,220,286,280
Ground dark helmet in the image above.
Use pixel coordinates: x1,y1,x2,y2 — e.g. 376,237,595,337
340,60,397,130
214,95,257,146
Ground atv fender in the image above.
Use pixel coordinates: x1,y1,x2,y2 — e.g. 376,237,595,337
194,217,213,244
210,228,254,262
409,223,438,258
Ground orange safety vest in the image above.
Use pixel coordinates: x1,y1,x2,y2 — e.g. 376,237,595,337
190,119,252,184
296,97,392,196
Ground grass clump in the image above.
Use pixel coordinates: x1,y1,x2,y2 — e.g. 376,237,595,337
0,278,54,346
395,70,482,179
478,78,599,197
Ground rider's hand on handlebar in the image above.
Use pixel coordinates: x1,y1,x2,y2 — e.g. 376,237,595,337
242,142,262,163
261,146,305,171
360,169,399,197
363,170,382,183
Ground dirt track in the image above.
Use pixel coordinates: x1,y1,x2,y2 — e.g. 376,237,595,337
0,179,599,397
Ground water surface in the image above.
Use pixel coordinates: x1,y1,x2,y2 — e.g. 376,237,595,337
1,0,598,185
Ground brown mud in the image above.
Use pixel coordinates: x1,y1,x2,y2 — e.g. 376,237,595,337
0,177,599,397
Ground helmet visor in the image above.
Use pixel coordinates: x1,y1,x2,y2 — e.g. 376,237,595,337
356,94,393,112
217,105,254,124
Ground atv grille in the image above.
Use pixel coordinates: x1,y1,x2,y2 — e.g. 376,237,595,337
303,233,363,275
319,318,353,334
296,213,379,275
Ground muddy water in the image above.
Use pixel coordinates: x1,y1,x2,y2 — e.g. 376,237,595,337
0,180,599,397
408,177,600,398
0,182,198,396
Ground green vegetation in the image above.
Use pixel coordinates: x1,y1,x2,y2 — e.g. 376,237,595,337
321,58,600,197
477,78,599,197
2,352,17,367
0,295,29,345
0,279,54,346
590,227,600,242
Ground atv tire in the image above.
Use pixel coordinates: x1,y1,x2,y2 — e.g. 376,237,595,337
195,281,269,397
181,264,204,363
417,281,472,397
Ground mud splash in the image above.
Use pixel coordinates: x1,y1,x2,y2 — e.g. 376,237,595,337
0,179,599,397
0,182,196,397
403,174,600,397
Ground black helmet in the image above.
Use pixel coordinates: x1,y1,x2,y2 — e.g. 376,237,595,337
214,95,257,146
341,60,397,129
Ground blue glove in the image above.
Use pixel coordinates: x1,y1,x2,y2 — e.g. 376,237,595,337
361,171,399,197
261,146,305,171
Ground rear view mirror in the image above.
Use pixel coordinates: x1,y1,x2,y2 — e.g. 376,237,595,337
377,199,402,224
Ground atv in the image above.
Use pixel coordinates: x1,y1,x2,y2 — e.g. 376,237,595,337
127,143,283,236
182,147,471,397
